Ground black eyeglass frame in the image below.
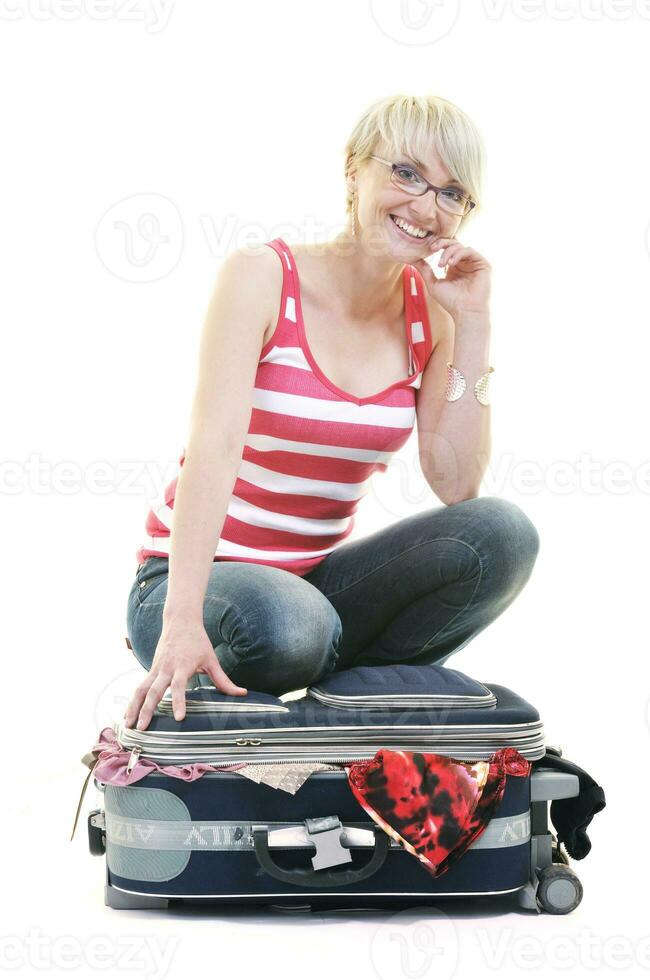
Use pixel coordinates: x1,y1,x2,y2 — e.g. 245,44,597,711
369,154,476,217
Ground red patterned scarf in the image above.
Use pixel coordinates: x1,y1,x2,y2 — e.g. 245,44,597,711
346,746,530,877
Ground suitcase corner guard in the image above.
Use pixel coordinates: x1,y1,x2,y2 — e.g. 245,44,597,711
251,815,390,887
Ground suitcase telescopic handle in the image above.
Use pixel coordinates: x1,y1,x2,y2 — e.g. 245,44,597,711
251,816,390,888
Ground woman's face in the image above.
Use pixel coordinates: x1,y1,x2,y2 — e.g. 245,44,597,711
350,142,464,259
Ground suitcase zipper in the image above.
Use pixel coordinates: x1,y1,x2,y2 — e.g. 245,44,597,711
117,744,491,767
119,728,540,745
117,731,542,753
118,733,369,770
114,723,545,765
117,721,541,741
126,745,142,773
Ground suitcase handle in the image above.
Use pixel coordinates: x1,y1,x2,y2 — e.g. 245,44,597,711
251,821,390,888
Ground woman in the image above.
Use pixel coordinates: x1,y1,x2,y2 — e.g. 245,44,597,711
124,94,540,732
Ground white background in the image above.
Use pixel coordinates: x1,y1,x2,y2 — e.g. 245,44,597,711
2,1,648,977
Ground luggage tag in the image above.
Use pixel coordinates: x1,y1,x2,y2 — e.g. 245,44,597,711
304,816,353,870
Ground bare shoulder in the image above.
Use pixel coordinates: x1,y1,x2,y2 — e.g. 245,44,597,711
221,243,283,296
228,242,283,272
219,243,284,336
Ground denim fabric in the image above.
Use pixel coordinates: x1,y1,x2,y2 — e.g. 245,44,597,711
126,496,540,697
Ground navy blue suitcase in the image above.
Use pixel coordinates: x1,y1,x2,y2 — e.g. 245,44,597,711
83,664,605,915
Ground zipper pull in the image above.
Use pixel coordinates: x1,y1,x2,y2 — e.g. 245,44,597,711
126,745,142,774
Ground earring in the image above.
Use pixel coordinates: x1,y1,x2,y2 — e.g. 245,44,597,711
351,189,357,237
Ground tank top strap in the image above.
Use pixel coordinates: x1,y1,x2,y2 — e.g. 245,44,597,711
265,237,299,322
259,238,302,354
404,263,435,369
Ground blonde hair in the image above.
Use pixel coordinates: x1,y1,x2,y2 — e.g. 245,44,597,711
343,94,486,230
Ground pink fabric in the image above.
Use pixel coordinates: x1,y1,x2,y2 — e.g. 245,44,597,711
90,727,247,786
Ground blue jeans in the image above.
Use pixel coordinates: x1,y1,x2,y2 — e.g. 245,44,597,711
126,496,540,696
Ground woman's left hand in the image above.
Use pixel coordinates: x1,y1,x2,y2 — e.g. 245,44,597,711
414,237,491,320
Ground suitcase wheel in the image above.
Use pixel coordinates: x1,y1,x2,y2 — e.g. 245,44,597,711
88,809,106,856
536,863,583,914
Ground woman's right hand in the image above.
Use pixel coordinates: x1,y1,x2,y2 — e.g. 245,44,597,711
124,619,248,731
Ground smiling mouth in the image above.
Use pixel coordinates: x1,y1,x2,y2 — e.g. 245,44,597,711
389,214,433,240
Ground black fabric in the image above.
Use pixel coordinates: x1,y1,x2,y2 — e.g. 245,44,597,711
532,748,606,860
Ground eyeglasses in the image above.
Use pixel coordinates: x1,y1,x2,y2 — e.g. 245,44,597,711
369,155,476,217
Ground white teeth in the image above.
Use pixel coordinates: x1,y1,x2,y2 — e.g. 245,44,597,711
390,214,429,239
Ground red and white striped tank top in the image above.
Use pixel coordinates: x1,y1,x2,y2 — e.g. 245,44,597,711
137,237,434,577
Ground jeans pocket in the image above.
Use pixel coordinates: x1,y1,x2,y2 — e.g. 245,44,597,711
136,568,168,604
136,579,159,604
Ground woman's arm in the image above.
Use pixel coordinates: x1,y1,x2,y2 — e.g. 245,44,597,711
417,304,492,505
414,240,493,504
125,247,280,729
